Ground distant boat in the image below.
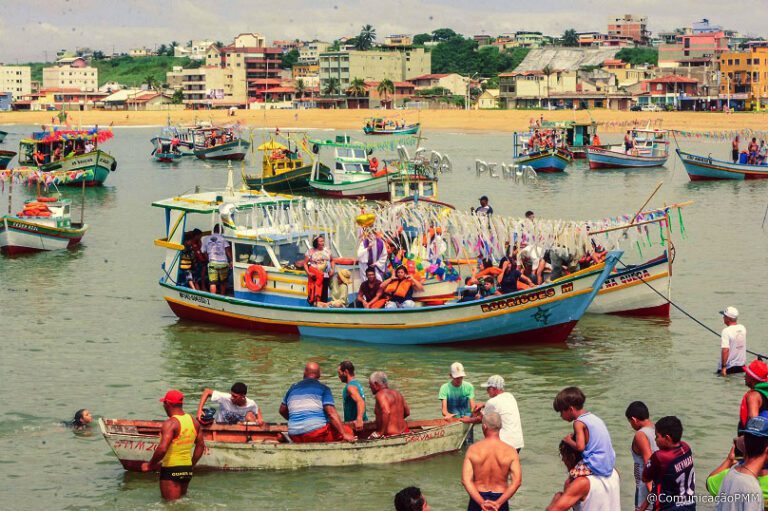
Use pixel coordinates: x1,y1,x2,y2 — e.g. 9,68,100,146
363,118,420,135
0,130,7,143
244,135,331,192
542,120,606,159
151,137,183,163
149,125,194,156
586,128,669,170
192,126,250,161
512,131,572,173
1,196,87,255
677,149,768,181
0,149,15,170
308,135,391,199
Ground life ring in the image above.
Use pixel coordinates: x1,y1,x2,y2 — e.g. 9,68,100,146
37,196,57,202
244,265,268,292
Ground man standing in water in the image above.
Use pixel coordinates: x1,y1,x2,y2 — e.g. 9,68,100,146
462,412,522,511
141,390,205,501
369,371,410,438
719,306,747,377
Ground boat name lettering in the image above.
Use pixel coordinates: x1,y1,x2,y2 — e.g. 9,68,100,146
480,288,556,313
405,429,446,443
179,292,210,305
113,439,157,452
560,283,574,294
10,222,37,231
687,154,711,163
602,269,651,289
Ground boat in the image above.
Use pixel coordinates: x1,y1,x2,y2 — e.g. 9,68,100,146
150,125,195,156
542,121,607,159
676,148,768,181
192,126,250,161
586,128,669,170
308,136,391,199
243,135,332,192
0,149,15,169
0,130,7,143
512,131,572,173
387,145,451,204
151,138,183,163
363,118,420,135
1,196,87,255
18,128,117,186
99,415,472,471
587,252,671,316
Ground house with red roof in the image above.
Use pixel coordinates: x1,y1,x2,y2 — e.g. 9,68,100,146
633,75,699,109
409,73,469,96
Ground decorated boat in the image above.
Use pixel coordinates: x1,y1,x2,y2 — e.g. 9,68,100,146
588,253,671,316
387,145,452,204
243,134,331,192
1,196,87,255
17,127,117,186
586,128,668,170
308,135,391,199
192,126,250,161
0,149,15,169
542,121,606,159
0,130,7,143
512,131,572,173
676,149,768,181
363,118,420,135
100,415,472,471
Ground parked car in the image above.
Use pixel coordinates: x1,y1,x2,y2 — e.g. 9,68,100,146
640,104,663,112
630,104,642,111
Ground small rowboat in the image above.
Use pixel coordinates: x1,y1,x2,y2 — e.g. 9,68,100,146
586,128,669,170
1,197,87,255
0,149,16,170
100,417,472,471
677,149,768,181
363,119,420,135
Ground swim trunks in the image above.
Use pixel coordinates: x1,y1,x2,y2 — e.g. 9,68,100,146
160,466,193,482
467,491,508,511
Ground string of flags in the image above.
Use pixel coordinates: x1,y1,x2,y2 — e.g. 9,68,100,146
0,168,93,190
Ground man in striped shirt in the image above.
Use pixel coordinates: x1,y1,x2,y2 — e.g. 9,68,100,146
280,362,356,443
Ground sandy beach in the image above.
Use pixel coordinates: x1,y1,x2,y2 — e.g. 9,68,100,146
1,108,767,133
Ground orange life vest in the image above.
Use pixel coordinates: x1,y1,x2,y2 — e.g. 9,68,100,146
385,278,412,299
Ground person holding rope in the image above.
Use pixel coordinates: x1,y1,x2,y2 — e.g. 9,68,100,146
719,306,747,377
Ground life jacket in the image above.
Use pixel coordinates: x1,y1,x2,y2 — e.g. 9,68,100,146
385,278,412,299
180,251,193,270
739,383,768,430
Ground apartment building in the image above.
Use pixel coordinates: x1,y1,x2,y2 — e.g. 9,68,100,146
719,46,768,110
0,65,32,99
318,48,430,91
42,58,98,92
608,15,650,45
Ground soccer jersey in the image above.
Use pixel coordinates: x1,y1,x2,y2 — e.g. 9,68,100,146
643,442,696,511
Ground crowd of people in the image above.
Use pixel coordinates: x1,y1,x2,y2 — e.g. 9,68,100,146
732,136,768,165
30,138,95,166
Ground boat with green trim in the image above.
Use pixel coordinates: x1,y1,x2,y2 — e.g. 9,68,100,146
363,118,420,135
243,134,331,192
0,149,15,169
18,127,117,186
1,196,87,255
308,135,391,199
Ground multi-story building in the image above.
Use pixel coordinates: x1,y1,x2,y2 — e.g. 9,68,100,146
473,35,493,46
174,40,216,60
166,66,185,90
298,41,330,64
409,73,468,96
272,40,303,52
43,58,98,92
578,32,635,48
659,31,729,66
180,66,226,106
0,65,32,99
128,47,155,57
633,75,699,108
233,33,266,48
514,32,548,48
384,35,413,47
607,15,650,45
318,48,430,92
601,59,655,87
719,46,768,110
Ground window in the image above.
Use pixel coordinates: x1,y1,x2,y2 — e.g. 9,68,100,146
747,59,752,65
275,242,302,266
234,243,272,266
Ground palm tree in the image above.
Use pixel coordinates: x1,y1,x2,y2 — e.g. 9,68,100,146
347,77,367,97
377,78,395,108
323,77,341,96
144,74,158,91
295,79,306,99
355,24,376,51
541,65,554,108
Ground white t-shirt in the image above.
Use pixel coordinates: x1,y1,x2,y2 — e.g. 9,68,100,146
211,390,259,423
484,392,524,449
720,324,747,370
518,245,544,270
574,470,622,511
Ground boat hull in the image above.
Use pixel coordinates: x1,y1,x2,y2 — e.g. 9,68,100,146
586,147,668,169
587,254,671,316
677,149,768,181
245,164,332,192
0,149,15,170
154,153,182,163
515,150,571,173
0,130,7,143
39,150,116,186
160,252,620,345
0,217,87,254
194,140,250,161
363,124,420,135
150,137,194,155
309,175,390,199
100,418,471,471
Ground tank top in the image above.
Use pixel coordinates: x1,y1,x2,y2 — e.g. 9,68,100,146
574,470,621,511
161,413,196,467
633,426,659,497
342,380,368,422
578,412,616,477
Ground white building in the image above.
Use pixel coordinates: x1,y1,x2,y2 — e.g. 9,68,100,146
233,33,266,48
0,65,32,99
299,41,330,64
174,40,216,60
43,60,98,92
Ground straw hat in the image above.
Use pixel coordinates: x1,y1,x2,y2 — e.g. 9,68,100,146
337,269,352,284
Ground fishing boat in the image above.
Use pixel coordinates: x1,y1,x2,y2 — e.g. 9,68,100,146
586,128,669,170
1,196,87,255
542,121,606,159
243,135,332,192
512,131,572,173
363,118,420,135
0,149,15,169
150,125,195,156
100,416,472,471
676,149,768,181
0,130,7,143
387,145,452,204
308,136,391,199
151,138,183,163
192,126,250,161
18,128,117,186
587,253,671,316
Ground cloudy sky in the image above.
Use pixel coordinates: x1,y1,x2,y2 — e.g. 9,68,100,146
1,0,766,62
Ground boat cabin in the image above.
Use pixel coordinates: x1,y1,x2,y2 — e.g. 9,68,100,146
259,140,305,177
543,121,598,148
629,128,668,157
193,127,237,149
19,130,99,166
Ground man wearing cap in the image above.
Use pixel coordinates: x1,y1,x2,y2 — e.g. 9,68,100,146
472,375,524,451
719,306,747,377
141,390,205,501
474,196,494,218
195,382,263,425
439,362,476,420
738,360,768,433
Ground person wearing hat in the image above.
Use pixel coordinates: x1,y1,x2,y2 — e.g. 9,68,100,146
474,196,493,218
738,360,768,433
719,306,747,377
471,375,524,451
439,362,476,420
707,416,768,510
195,382,263,425
141,390,205,501
318,269,351,308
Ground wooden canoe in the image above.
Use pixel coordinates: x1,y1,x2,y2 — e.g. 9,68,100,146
100,417,472,471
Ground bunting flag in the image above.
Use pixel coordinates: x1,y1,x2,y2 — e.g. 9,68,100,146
32,126,114,144
0,167,93,189
312,135,418,153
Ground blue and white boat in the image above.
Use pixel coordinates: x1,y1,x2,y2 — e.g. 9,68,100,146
512,131,572,173
677,149,768,181
586,128,668,170
153,186,620,345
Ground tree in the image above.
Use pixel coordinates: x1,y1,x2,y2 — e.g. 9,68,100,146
541,65,554,107
431,28,458,42
413,33,432,46
562,29,578,47
615,47,658,66
323,77,341,95
295,79,306,99
377,78,395,108
171,89,184,104
431,37,479,74
347,77,367,97
144,74,158,91
157,44,167,56
92,50,105,60
169,41,179,56
355,24,376,51
281,49,300,69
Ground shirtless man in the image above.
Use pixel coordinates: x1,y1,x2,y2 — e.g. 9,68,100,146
369,371,410,438
462,412,522,511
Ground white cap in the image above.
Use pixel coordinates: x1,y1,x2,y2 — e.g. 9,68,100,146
482,375,505,390
450,362,466,378
720,306,739,320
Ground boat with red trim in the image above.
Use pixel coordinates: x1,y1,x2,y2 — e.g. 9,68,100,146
586,128,669,170
677,148,768,180
1,196,87,255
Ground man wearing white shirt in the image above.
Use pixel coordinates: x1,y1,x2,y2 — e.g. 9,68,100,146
472,375,524,451
196,382,263,425
720,306,747,377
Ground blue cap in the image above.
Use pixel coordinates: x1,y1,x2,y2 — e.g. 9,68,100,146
740,416,768,437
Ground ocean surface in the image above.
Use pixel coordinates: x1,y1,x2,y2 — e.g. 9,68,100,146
0,124,767,510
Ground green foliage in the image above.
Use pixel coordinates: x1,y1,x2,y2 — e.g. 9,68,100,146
615,47,658,66
281,49,300,69
356,25,376,51
431,28,458,42
91,56,194,87
323,77,341,95
347,77,367,96
413,33,432,45
171,89,184,104
295,78,306,98
415,86,452,97
431,37,529,75
562,29,579,47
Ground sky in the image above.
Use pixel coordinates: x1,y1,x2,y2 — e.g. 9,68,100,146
1,0,766,62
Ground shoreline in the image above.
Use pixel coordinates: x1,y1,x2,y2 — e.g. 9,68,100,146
1,109,768,134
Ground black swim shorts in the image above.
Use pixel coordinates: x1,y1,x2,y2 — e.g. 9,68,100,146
160,466,193,481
